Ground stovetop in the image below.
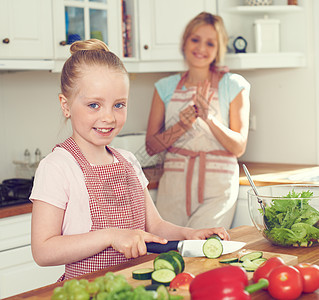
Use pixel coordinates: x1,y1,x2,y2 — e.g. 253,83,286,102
0,178,33,208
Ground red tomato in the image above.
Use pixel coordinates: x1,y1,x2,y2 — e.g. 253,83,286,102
294,263,319,293
253,256,285,286
169,272,195,290
268,265,303,300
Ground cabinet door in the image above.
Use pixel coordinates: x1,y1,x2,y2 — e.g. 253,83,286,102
0,245,64,298
53,0,122,60
138,0,217,61
0,0,53,59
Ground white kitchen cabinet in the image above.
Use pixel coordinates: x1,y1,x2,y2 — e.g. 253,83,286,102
137,0,217,61
52,0,122,61
0,214,64,298
123,0,217,72
0,0,53,60
231,185,254,228
218,0,307,69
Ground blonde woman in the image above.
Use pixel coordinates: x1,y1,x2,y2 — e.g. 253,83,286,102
146,12,250,229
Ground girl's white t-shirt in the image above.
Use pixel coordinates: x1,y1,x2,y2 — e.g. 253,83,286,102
30,147,149,236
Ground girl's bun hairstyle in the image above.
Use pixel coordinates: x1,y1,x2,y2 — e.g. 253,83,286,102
61,39,127,98
69,38,110,54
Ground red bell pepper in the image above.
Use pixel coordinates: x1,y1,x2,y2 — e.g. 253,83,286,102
294,263,319,293
253,256,285,286
267,265,303,300
189,265,268,300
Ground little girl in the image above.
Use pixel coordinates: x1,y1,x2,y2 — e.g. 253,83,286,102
30,39,229,280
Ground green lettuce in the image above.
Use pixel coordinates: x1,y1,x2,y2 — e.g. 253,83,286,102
263,189,319,247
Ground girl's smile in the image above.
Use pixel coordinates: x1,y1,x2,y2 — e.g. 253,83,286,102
60,66,129,163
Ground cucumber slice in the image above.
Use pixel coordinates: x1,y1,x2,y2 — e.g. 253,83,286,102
230,262,243,267
154,253,180,274
156,285,170,300
168,251,185,273
242,259,258,272
202,237,223,259
132,268,153,280
252,258,267,267
151,269,176,286
239,251,263,262
219,257,239,264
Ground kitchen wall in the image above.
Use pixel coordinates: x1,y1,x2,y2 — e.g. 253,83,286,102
0,2,318,182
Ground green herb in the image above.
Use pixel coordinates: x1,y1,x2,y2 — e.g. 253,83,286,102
262,189,319,247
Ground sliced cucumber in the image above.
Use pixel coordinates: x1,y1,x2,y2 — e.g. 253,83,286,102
239,251,263,262
154,253,180,274
230,262,243,267
151,269,176,286
168,251,185,273
242,259,259,272
132,268,154,280
202,237,223,259
219,257,239,264
156,285,170,300
252,258,267,267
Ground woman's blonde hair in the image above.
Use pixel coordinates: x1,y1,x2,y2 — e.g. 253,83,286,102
181,12,228,66
61,39,128,98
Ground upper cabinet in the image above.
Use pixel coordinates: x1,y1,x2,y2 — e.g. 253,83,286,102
52,0,122,70
0,0,54,70
0,0,310,72
137,0,216,61
217,0,307,69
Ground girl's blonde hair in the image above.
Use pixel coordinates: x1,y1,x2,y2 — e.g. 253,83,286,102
61,39,128,98
181,12,228,66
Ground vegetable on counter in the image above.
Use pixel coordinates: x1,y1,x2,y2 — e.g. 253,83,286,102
189,265,268,300
294,263,319,293
267,265,303,300
220,251,267,272
262,190,319,247
51,272,157,300
202,235,223,258
253,256,319,298
169,272,195,290
253,256,285,285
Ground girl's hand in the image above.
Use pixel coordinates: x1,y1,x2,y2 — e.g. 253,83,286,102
184,227,230,241
109,228,167,259
178,104,198,130
193,80,214,122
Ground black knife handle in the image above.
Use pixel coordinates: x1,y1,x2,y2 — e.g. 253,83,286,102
146,241,179,253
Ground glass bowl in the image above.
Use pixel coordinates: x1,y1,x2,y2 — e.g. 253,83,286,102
248,184,319,247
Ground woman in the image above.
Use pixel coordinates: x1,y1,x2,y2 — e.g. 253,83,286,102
146,12,250,229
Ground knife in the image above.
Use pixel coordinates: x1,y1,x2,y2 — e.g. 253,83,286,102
146,240,246,257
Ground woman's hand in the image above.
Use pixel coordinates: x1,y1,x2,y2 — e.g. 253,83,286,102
184,227,230,241
108,228,167,259
193,80,214,122
179,104,198,130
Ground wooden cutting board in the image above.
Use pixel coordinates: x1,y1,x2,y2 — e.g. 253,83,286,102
114,249,298,299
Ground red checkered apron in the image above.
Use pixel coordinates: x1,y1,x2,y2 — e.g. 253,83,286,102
55,137,146,280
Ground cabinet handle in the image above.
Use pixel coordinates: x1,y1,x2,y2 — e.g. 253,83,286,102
59,40,67,46
143,45,149,50
2,38,10,44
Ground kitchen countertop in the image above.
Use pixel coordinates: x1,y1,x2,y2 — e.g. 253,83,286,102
1,161,318,219
4,225,319,300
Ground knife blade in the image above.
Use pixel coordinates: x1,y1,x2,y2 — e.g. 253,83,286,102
146,240,246,257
